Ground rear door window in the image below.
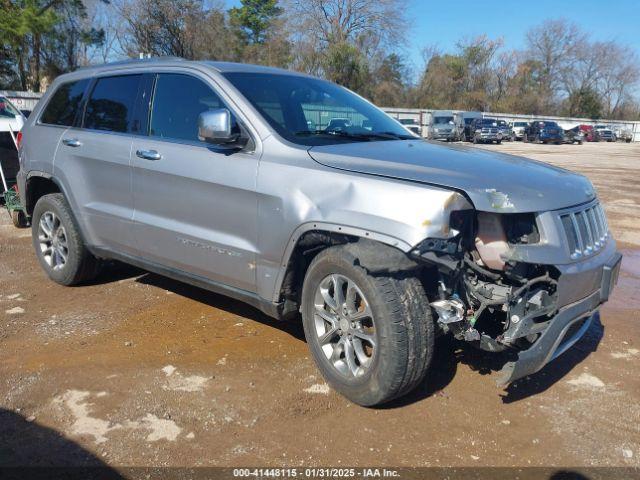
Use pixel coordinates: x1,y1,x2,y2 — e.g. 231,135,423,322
40,79,89,126
84,75,142,133
149,73,229,143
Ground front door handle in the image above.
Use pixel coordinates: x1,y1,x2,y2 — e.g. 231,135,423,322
136,149,162,161
62,138,82,147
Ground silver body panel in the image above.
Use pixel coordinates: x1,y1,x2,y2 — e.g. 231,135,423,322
18,58,615,314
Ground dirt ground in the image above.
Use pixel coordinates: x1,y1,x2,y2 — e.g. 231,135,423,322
1,141,639,471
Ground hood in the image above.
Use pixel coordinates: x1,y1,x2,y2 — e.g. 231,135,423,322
308,140,596,213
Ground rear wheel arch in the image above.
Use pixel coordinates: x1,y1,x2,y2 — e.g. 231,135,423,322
24,174,61,215
25,173,93,258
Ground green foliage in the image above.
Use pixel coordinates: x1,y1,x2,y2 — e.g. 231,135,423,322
322,41,370,92
0,0,105,90
229,0,283,45
0,0,58,46
564,87,603,119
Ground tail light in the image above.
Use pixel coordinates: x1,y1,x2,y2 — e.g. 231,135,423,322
16,131,23,149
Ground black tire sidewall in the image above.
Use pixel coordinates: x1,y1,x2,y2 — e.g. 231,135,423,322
301,249,404,406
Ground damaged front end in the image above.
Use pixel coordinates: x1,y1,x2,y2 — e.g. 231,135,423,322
410,205,621,386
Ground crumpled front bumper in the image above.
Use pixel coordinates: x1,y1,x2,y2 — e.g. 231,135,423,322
496,249,622,386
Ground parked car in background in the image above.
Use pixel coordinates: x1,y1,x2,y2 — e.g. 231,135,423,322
427,110,457,141
614,127,633,143
577,124,598,142
523,121,564,144
326,118,351,132
469,117,503,144
510,121,528,140
397,118,422,136
595,125,616,142
497,120,514,141
0,96,26,199
460,111,483,142
563,126,584,145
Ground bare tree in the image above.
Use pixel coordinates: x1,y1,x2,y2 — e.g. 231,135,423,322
287,0,406,52
596,43,640,117
114,0,242,61
525,19,585,106
283,0,408,90
84,0,129,64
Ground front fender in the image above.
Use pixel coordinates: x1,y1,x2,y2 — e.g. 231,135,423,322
254,144,474,302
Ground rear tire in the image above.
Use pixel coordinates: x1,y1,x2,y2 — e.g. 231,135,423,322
11,210,29,228
31,193,101,286
301,244,434,406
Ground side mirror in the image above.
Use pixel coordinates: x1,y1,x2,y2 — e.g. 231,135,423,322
198,109,238,145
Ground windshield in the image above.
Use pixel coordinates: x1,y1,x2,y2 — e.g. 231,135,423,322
0,97,20,118
223,72,414,146
513,122,528,127
434,116,453,125
540,121,559,128
480,119,498,126
399,118,417,125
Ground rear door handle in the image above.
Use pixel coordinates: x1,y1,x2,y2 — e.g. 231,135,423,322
136,149,162,161
62,138,82,147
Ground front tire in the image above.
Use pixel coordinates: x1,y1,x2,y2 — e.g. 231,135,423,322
301,245,434,406
31,193,101,286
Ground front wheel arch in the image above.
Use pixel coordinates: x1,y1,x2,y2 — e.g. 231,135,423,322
275,229,417,317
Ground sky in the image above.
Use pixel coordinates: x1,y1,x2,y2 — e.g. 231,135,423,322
226,0,640,74
403,0,640,70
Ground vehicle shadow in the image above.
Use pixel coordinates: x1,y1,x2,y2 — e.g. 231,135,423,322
82,260,146,286
135,271,307,342
88,263,604,407
0,408,123,478
454,313,604,404
383,314,604,409
549,471,591,480
499,314,604,404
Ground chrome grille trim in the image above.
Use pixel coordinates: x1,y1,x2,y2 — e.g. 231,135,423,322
560,202,609,260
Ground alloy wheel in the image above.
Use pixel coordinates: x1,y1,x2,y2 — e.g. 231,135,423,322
313,274,377,378
38,211,69,271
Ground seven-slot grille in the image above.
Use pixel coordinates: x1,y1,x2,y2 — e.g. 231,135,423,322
560,203,609,259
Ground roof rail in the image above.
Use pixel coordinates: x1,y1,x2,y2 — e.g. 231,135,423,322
78,56,186,70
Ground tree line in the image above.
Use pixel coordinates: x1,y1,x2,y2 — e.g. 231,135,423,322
1,0,639,120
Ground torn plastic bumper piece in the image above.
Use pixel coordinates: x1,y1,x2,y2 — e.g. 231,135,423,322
496,251,622,386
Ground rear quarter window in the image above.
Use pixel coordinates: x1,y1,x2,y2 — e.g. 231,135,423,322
40,79,90,126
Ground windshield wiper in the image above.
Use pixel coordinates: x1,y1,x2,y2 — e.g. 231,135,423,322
294,130,412,141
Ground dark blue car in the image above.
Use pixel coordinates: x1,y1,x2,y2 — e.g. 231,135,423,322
523,121,564,144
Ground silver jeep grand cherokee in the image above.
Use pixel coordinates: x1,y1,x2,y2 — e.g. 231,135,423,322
17,58,622,406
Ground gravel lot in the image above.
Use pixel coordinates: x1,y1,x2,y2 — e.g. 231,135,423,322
1,141,639,470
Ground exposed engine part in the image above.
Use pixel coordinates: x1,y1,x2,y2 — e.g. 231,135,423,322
415,208,558,354
475,212,509,270
464,328,481,342
430,298,465,324
502,213,540,244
